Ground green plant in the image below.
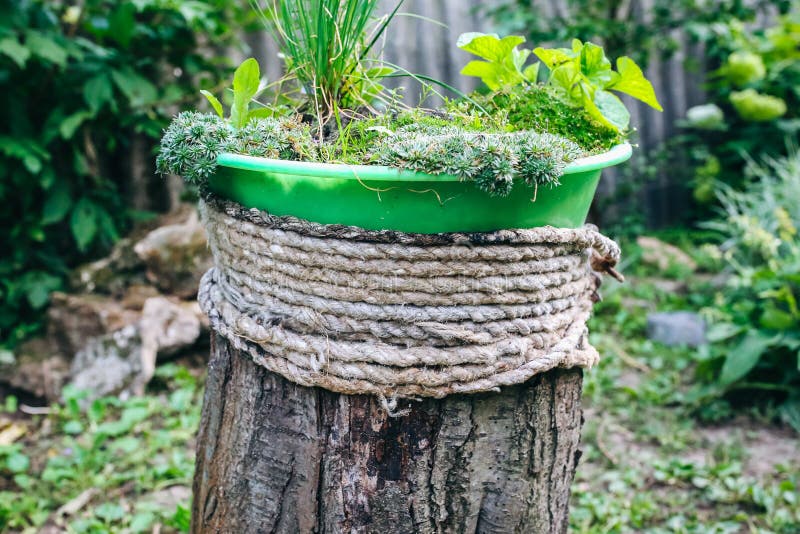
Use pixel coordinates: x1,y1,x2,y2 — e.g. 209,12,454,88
467,85,623,152
157,111,315,184
681,10,800,203
201,58,269,128
157,108,587,196
160,8,637,203
375,127,582,196
480,0,783,69
249,0,401,120
456,32,539,90
697,150,800,429
0,364,201,532
533,40,662,132
457,33,662,133
0,0,249,347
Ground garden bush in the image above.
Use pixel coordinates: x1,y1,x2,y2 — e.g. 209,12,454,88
697,150,800,429
480,0,780,67
0,0,249,346
683,10,800,203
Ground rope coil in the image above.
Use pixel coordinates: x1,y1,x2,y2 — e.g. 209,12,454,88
198,196,621,401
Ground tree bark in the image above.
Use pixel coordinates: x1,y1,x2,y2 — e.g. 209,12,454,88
191,333,584,534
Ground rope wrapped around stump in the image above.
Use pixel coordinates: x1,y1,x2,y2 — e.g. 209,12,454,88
198,196,622,404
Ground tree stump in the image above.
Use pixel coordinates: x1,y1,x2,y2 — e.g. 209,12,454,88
191,333,584,534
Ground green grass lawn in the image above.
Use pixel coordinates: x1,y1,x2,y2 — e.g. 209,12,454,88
0,270,798,533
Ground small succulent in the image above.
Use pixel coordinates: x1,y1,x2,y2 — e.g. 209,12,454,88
157,112,316,184
156,112,231,184
375,126,582,197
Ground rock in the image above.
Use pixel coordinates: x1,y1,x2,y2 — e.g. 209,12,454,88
647,311,707,347
69,325,143,401
0,338,70,401
637,236,698,272
134,210,211,299
136,297,204,394
67,296,205,399
138,485,191,511
47,292,142,358
642,278,688,295
119,284,162,310
70,238,146,294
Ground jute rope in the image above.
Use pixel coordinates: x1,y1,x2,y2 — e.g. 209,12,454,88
198,195,622,406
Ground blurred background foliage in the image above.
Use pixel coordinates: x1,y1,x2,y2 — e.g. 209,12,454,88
0,0,252,346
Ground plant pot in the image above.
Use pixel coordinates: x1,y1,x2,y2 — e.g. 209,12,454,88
207,143,632,233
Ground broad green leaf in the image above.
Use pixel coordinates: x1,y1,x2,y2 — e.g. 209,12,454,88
231,58,261,129
0,36,30,68
511,47,531,70
523,63,540,83
96,205,120,243
760,305,796,330
461,60,515,91
21,271,61,309
111,68,158,107
457,32,525,62
609,56,663,111
6,453,29,474
706,322,743,342
63,420,84,435
70,197,99,251
84,74,114,112
247,107,277,120
177,1,213,24
580,42,615,87
533,47,575,69
130,512,156,532
26,31,68,67
109,2,137,48
60,110,94,139
0,136,48,174
41,179,72,225
200,90,224,118
548,64,581,101
579,86,614,129
95,503,125,522
719,331,773,385
594,90,630,131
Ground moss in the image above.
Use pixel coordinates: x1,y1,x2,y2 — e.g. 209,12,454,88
470,85,624,153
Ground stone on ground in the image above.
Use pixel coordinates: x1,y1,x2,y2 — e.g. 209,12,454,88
647,311,706,347
637,236,697,272
133,210,211,299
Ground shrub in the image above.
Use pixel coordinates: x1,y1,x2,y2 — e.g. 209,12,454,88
697,150,800,429
682,10,800,203
0,1,248,346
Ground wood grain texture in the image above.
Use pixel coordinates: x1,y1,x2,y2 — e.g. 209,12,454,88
192,333,585,534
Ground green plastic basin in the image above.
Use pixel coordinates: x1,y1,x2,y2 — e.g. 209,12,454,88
207,143,631,233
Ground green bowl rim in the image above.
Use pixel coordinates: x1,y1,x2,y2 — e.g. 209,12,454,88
215,142,632,182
